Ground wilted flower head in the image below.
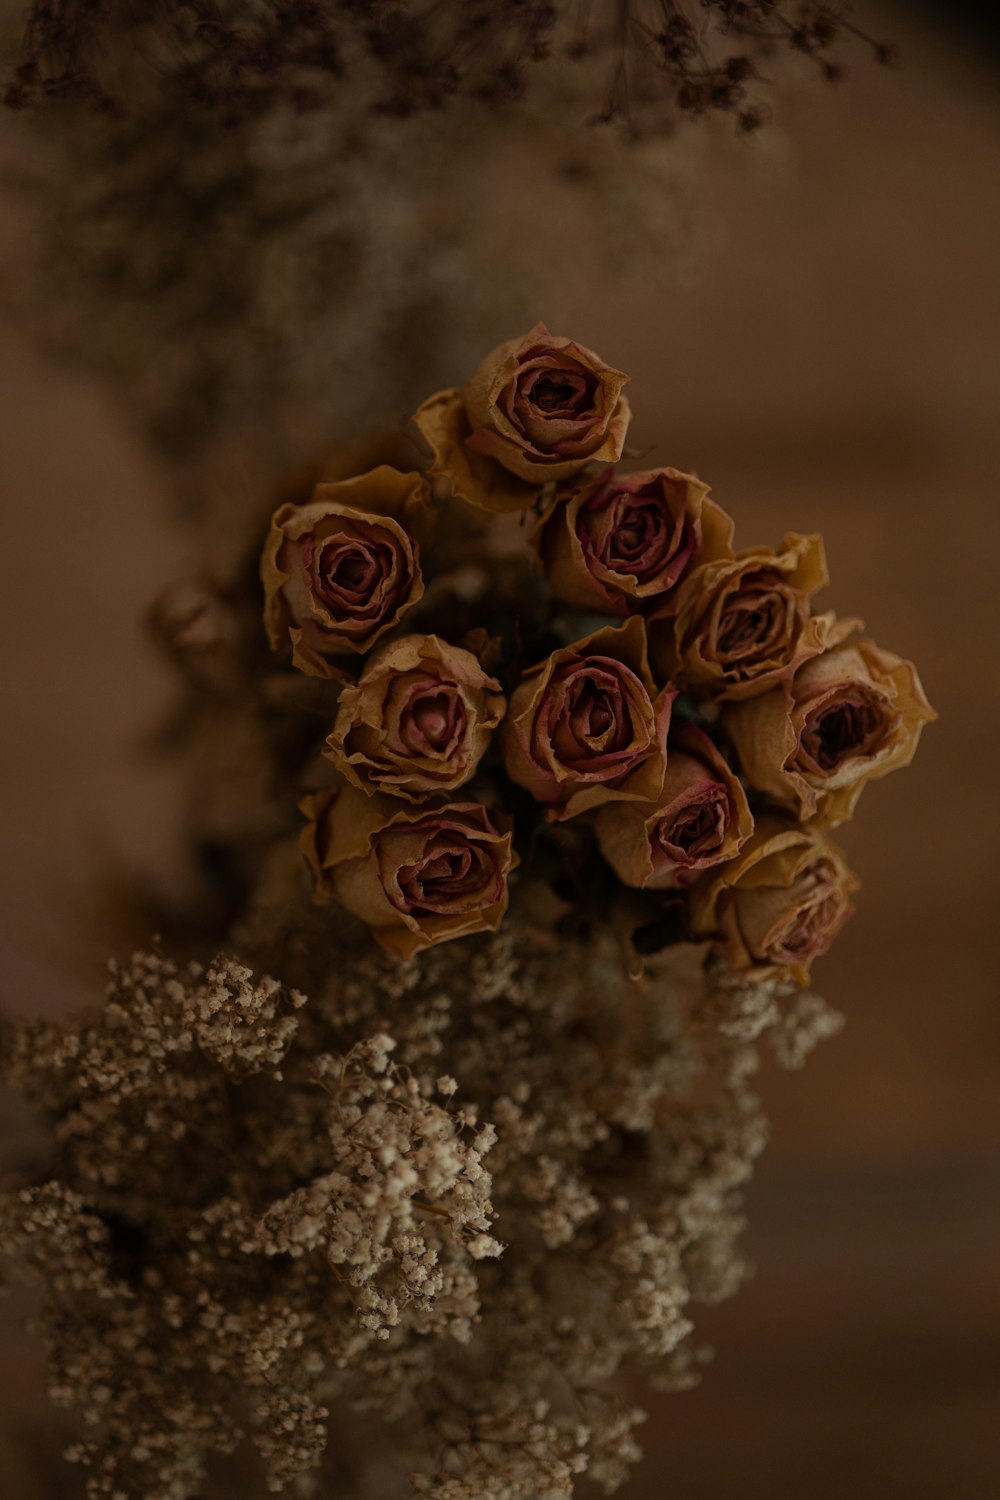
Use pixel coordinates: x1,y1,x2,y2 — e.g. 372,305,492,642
651,532,845,700
595,723,753,889
262,468,433,676
724,636,936,826
413,323,631,513
301,786,517,957
689,816,858,984
533,466,733,617
500,617,675,820
324,634,506,801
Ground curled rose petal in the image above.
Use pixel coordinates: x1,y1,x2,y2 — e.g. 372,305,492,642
532,466,734,617
300,787,517,958
688,816,859,985
411,388,537,514
261,466,433,676
324,634,506,801
500,616,675,821
650,532,847,701
412,324,631,511
595,723,753,889
723,636,936,827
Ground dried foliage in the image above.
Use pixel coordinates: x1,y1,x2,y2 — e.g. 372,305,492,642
0,4,893,490
5,2,892,131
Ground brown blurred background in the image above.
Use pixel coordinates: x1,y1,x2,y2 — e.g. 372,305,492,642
1,3,998,1496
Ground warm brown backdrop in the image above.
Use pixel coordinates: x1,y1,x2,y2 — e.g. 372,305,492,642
1,6,998,1496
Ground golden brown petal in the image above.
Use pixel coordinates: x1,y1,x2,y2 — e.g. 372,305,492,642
411,387,542,513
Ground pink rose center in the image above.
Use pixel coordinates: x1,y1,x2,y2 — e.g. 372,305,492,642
557,671,630,761
521,368,593,416
579,478,697,593
401,683,465,758
542,658,654,777
393,827,502,916
714,576,794,663
798,688,897,775
655,782,729,865
768,860,845,964
308,530,407,625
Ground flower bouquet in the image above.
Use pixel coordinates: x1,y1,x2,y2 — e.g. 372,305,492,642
0,327,933,1500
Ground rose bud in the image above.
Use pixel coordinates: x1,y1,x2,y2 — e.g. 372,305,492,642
650,532,850,701
261,466,433,677
500,617,675,821
300,788,517,959
412,323,631,513
324,634,506,802
595,723,753,889
532,466,733,617
723,636,935,827
688,816,859,985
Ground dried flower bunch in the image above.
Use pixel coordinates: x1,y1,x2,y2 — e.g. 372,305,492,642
6,2,893,135
0,329,931,1500
264,323,933,976
0,925,843,1500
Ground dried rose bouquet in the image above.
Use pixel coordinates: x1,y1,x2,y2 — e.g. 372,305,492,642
0,327,933,1500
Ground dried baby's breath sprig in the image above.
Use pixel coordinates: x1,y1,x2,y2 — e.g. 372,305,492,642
1,910,828,1499
1,944,509,1496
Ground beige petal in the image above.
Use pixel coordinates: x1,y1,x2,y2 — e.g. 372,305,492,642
299,787,517,957
412,387,543,513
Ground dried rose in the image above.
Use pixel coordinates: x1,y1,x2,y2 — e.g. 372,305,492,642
532,466,733,617
324,634,506,801
300,788,517,959
650,532,849,701
500,617,675,820
412,323,631,513
723,637,935,827
688,816,858,984
261,466,432,677
595,723,753,889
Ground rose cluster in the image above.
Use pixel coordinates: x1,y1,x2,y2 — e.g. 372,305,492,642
262,325,933,978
